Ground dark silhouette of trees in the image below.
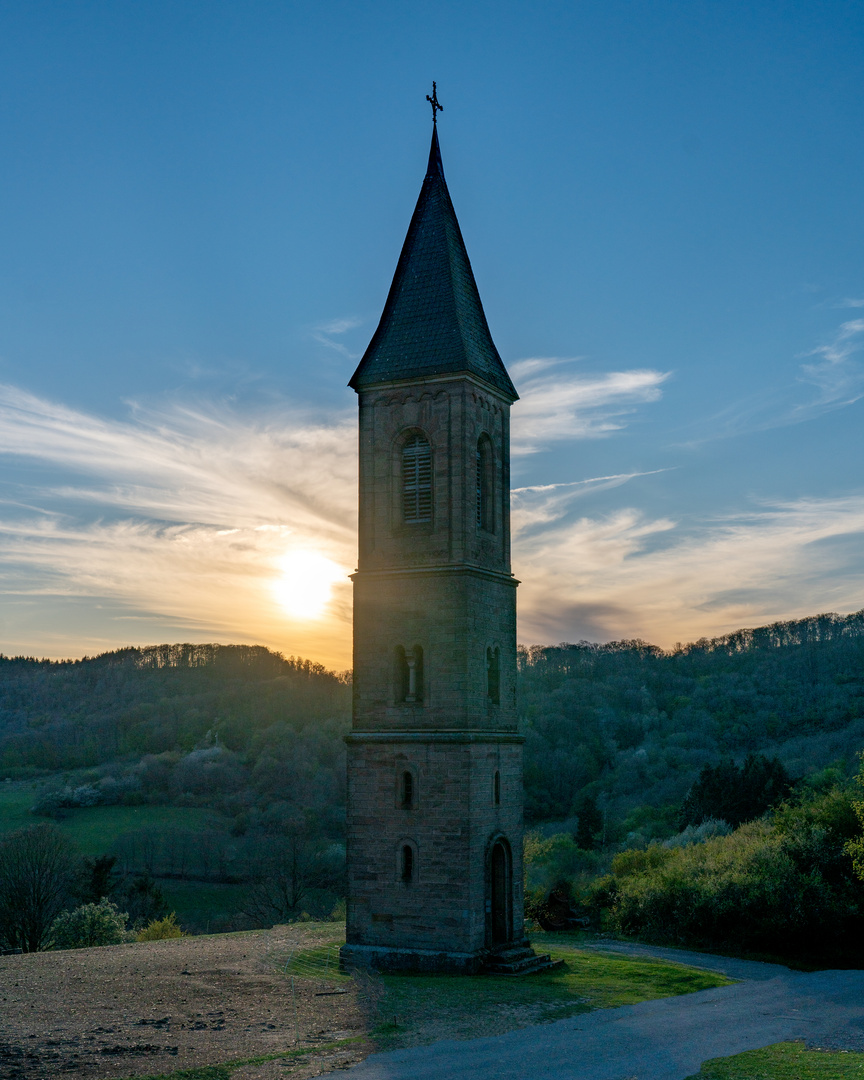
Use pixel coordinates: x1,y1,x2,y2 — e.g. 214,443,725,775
678,753,793,829
574,794,603,850
0,824,77,951
115,872,169,928
80,855,118,903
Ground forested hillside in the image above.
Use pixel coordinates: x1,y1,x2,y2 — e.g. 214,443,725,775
1,611,863,930
519,609,864,838
3,613,864,834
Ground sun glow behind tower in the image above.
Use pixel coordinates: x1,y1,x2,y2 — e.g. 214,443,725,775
273,549,346,620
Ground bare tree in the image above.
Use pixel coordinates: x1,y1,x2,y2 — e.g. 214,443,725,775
0,824,78,951
245,828,343,925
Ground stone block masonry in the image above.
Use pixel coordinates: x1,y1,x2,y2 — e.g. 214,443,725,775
342,733,526,973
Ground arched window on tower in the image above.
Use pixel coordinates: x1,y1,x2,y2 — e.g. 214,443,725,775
476,435,494,532
401,770,414,808
402,434,432,523
401,844,414,883
487,646,500,705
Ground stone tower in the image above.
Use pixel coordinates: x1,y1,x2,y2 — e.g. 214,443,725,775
341,125,539,974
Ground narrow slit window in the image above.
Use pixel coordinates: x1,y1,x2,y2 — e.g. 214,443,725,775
487,646,500,705
476,445,484,528
476,436,494,532
494,770,501,806
402,435,432,523
401,845,414,883
402,771,414,807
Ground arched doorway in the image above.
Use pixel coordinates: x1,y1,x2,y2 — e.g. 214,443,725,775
489,839,512,946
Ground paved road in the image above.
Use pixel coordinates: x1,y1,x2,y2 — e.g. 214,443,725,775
345,944,864,1080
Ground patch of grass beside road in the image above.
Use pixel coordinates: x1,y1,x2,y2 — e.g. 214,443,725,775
372,944,730,1046
685,1041,864,1078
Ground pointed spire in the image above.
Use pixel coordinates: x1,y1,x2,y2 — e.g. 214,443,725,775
349,128,518,401
426,124,444,180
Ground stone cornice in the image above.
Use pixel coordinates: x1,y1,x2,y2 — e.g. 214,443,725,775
351,565,519,586
345,730,525,745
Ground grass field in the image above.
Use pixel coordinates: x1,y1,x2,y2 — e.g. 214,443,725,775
0,784,37,832
110,932,734,1079
685,1041,864,1077
0,785,245,928
0,785,222,855
160,880,249,932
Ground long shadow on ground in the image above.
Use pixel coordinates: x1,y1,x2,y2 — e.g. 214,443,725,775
343,943,864,1080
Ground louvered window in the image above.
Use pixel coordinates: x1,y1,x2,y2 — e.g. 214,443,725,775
402,435,432,523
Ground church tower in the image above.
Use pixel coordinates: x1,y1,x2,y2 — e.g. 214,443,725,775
341,111,544,973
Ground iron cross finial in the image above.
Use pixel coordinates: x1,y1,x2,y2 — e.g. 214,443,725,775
426,81,443,125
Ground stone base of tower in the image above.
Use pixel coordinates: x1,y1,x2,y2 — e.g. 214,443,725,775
343,730,526,973
339,943,488,975
340,938,561,975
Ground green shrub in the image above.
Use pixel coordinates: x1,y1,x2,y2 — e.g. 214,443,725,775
524,831,601,893
591,788,864,960
136,911,185,940
845,754,864,883
50,898,129,949
611,844,673,878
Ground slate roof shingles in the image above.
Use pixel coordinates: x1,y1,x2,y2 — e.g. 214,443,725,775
349,128,518,402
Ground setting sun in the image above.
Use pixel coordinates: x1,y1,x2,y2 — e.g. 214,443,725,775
273,549,346,620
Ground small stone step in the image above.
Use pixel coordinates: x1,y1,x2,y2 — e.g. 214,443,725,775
490,946,536,964
485,948,566,976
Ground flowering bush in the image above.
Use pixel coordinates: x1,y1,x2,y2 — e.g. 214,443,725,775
136,912,185,940
50,899,130,949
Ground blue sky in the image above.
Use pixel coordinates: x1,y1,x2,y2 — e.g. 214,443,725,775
1,0,863,665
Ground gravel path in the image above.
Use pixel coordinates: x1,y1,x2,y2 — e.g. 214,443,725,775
344,945,864,1080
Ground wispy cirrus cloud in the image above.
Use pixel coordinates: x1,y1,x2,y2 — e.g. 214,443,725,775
796,318,864,411
509,358,670,454
0,384,358,664
2,375,862,663
690,315,864,444
311,315,365,359
513,485,864,648
511,470,671,533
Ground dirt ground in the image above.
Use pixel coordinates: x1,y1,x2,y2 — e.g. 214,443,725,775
0,925,373,1080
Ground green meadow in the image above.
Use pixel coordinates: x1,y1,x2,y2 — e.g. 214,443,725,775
0,787,244,928
0,786,219,853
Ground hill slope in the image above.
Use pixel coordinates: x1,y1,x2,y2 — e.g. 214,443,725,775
1,611,863,847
